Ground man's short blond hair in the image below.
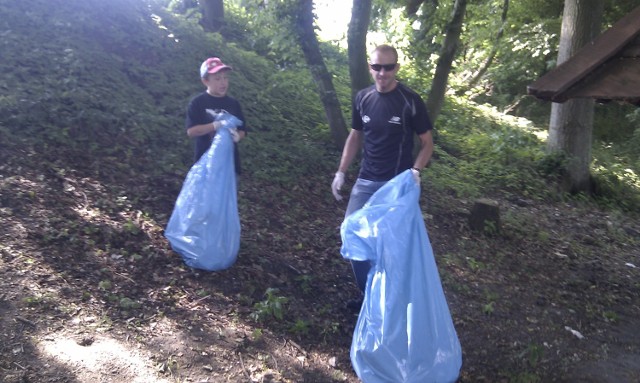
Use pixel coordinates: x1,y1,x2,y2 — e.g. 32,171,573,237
371,44,398,62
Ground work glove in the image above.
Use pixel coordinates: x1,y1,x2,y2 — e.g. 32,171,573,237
411,168,420,185
331,171,345,201
206,109,221,130
230,128,241,143
217,113,242,129
206,109,242,134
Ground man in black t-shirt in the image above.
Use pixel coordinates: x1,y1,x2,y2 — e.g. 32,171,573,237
185,57,248,174
331,44,434,298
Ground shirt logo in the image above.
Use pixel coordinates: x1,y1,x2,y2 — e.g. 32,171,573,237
362,115,371,124
389,116,401,125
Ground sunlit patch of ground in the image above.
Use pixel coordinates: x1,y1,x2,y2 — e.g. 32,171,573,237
38,333,170,383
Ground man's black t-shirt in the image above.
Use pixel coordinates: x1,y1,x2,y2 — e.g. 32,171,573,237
352,83,433,181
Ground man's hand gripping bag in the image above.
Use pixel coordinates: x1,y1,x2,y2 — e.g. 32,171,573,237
341,170,462,383
165,114,242,271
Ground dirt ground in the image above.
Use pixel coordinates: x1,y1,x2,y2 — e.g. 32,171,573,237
1,143,639,383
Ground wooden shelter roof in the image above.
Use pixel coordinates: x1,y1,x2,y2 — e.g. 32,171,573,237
527,6,640,105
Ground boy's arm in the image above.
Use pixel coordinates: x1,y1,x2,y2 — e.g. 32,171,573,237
186,121,220,138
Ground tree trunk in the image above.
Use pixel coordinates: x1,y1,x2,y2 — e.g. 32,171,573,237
175,0,198,14
547,0,603,193
200,0,224,32
466,0,509,90
405,0,426,17
294,0,349,148
348,0,372,101
426,0,467,122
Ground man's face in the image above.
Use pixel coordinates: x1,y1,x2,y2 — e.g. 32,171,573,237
202,70,230,97
369,50,398,93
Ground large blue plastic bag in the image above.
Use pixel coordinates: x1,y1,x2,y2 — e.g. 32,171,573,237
340,169,462,383
165,113,242,271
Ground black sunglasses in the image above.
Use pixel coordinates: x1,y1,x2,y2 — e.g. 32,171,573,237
369,63,397,72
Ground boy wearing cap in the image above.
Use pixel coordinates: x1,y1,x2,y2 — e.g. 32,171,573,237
185,57,247,173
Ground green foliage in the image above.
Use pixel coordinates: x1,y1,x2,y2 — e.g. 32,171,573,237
484,19,560,106
602,310,618,323
428,99,555,201
510,371,541,383
1,0,343,189
593,103,639,142
295,275,314,295
251,328,264,340
1,0,637,220
98,280,113,291
319,320,341,341
119,297,142,310
289,319,310,337
156,354,180,376
223,0,304,66
0,0,192,175
603,0,640,25
592,166,640,212
426,95,639,212
482,301,495,316
525,343,544,368
122,220,141,235
482,289,499,315
466,257,485,272
22,295,44,307
189,1,638,212
250,288,288,322
427,147,482,199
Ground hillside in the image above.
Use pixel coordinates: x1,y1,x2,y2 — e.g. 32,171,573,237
1,1,639,382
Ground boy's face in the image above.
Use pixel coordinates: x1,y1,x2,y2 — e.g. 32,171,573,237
202,69,230,97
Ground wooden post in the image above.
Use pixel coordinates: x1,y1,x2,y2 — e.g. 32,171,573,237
469,198,500,234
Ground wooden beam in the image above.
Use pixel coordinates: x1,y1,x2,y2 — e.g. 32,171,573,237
527,5,640,102
564,58,640,100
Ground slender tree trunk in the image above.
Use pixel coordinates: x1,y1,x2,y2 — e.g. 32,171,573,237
547,0,603,193
294,0,348,148
175,0,198,14
200,0,224,32
426,0,467,122
405,0,426,16
466,0,509,89
348,0,372,101
414,0,438,43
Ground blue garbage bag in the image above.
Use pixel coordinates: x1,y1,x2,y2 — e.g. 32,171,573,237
341,169,462,383
165,113,242,271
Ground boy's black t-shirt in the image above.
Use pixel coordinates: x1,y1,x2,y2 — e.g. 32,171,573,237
185,92,247,173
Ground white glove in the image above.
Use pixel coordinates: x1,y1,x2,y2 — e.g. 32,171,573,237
230,128,240,143
331,171,345,201
411,168,420,185
206,109,221,129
